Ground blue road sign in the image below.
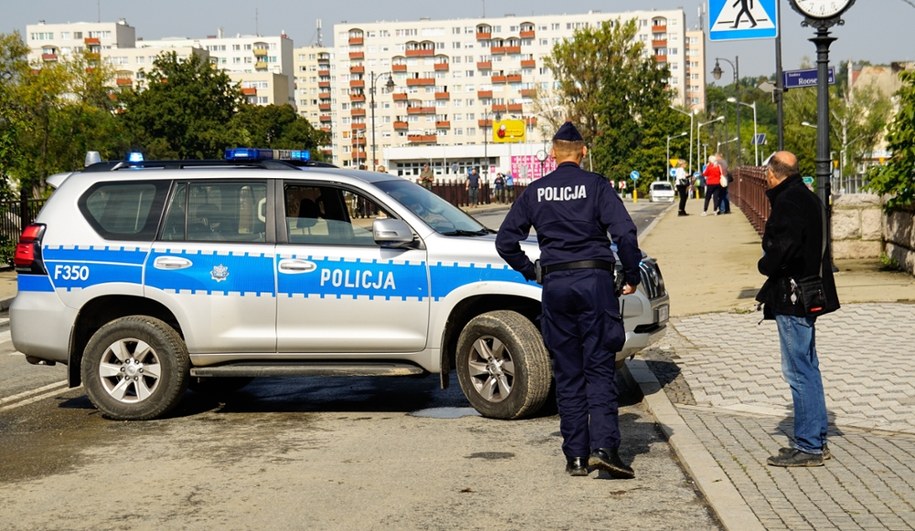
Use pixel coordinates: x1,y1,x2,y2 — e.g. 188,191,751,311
709,0,778,41
630,170,640,181
784,67,836,89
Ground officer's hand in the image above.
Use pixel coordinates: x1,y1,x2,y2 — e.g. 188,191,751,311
621,284,637,295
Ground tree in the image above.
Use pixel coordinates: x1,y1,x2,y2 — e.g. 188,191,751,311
119,52,243,159
866,69,915,209
541,19,682,190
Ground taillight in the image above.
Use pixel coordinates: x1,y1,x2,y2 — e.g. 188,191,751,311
14,223,47,274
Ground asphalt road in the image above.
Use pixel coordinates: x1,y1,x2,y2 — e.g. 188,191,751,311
0,198,717,530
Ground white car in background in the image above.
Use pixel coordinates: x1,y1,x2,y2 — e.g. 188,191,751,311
649,180,676,202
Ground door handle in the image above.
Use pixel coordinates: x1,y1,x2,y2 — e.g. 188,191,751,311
153,256,193,270
278,259,317,274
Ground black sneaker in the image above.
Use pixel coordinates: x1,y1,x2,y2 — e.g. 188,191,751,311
588,448,635,479
565,457,589,477
767,448,824,467
779,443,831,460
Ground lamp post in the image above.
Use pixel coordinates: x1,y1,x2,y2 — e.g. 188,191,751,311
712,57,740,165
370,71,395,172
727,97,758,166
716,136,739,154
666,131,688,181
669,106,695,175
697,116,724,170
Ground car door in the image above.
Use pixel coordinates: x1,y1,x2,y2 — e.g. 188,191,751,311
146,179,277,354
275,180,430,353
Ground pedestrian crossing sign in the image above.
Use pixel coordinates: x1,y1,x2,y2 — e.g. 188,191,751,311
708,0,778,41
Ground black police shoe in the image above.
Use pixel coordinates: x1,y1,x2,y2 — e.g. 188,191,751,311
565,457,589,477
779,443,831,460
588,448,635,479
767,448,824,467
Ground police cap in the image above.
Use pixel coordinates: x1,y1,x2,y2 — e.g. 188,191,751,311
552,121,584,142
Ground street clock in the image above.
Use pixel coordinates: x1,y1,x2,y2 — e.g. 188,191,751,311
789,0,855,20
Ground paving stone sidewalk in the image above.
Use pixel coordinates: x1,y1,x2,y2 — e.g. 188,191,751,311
643,302,915,530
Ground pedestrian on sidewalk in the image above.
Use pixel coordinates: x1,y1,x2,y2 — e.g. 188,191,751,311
701,155,721,215
716,153,731,214
419,163,434,190
466,167,481,207
494,172,506,203
674,160,690,216
496,121,643,480
755,151,840,467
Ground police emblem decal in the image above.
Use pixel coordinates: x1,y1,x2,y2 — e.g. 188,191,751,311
211,264,229,282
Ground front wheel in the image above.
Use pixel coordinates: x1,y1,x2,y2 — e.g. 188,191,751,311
456,310,552,419
81,316,189,420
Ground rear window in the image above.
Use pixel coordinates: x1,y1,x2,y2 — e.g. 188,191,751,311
651,182,673,191
79,181,170,241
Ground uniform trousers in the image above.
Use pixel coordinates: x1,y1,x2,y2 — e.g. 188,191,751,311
541,268,626,458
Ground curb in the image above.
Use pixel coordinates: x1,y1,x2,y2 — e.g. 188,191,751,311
621,360,764,531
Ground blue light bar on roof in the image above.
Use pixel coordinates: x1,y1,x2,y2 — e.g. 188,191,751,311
289,150,311,161
225,148,274,161
127,151,144,163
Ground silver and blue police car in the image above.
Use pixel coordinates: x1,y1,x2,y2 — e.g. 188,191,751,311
11,149,669,421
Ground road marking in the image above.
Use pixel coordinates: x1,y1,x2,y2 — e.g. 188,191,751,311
0,380,70,411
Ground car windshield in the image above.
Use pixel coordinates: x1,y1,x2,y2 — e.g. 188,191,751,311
375,179,490,236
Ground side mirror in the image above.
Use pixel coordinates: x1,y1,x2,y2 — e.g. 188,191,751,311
373,218,415,247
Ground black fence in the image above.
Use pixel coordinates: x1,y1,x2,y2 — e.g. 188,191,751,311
0,199,46,244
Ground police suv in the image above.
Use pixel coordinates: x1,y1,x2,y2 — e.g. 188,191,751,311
11,151,669,421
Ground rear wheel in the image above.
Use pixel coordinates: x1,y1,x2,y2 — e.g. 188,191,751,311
456,310,552,419
81,316,189,420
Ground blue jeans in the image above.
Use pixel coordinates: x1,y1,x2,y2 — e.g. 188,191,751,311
775,314,828,454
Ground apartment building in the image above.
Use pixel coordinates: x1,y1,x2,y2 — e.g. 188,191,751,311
331,9,699,170
26,19,137,65
293,45,334,159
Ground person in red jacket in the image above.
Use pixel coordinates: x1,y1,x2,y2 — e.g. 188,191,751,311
701,155,722,216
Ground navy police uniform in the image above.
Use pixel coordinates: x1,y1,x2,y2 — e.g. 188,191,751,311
495,122,642,476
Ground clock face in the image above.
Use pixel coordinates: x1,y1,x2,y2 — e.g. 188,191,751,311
792,0,854,19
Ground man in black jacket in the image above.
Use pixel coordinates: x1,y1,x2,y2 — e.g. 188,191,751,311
755,151,840,467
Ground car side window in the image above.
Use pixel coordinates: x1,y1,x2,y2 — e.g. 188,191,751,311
284,184,390,246
79,181,170,241
160,181,267,242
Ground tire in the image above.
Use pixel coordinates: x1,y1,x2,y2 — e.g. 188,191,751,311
81,316,190,420
456,310,552,420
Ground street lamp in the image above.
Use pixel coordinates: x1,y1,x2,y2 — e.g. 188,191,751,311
801,121,817,130
370,71,395,172
727,97,758,166
697,116,724,170
669,106,695,175
666,131,688,181
716,136,739,154
712,57,740,165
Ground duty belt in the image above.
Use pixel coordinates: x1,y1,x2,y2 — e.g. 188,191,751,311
540,259,615,276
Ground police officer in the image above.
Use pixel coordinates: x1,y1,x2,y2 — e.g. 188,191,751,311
495,122,642,479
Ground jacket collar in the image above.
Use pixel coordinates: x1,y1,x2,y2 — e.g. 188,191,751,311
766,173,803,203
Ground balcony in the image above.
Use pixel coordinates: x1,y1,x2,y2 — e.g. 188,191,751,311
393,121,409,130
116,78,133,87
349,51,364,60
349,79,365,88
318,69,330,77
406,48,434,58
320,115,332,123
654,55,668,63
255,61,268,70
652,39,668,48
84,37,100,45
406,77,435,87
348,36,364,46
41,53,58,62
408,134,437,144
351,136,366,146
242,87,258,96
392,64,407,72
652,24,668,33
319,103,331,111
506,74,522,83
475,90,492,100
478,119,493,128
507,103,523,112
318,81,331,89
491,104,507,113
319,91,331,100
321,126,332,133
351,123,366,130
253,47,268,57
434,91,450,100
353,150,367,160
520,30,535,39
392,93,408,101
476,31,491,40
476,61,492,70
492,45,522,55
407,106,436,115
436,121,451,129
350,65,364,74
318,53,331,64
525,117,538,126
434,62,449,71
491,75,507,84
350,108,366,117
520,59,536,69
349,93,366,102
520,88,537,97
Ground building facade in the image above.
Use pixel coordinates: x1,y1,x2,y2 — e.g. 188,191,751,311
293,45,334,159
26,19,137,65
331,9,700,169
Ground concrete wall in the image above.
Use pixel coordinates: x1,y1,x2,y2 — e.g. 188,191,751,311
885,206,915,275
831,194,885,259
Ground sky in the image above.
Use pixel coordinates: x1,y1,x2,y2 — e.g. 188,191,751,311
4,0,915,80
